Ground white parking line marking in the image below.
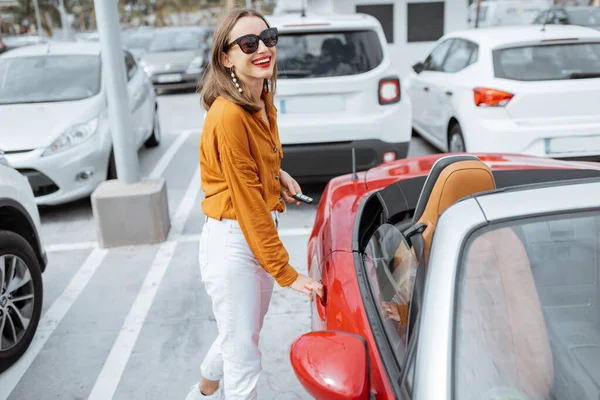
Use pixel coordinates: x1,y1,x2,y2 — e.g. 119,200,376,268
169,165,200,235
45,228,312,253
147,130,193,179
86,241,177,400
86,166,201,400
0,249,108,400
45,241,97,252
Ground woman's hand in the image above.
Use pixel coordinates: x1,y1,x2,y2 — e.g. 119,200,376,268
381,301,401,322
289,273,324,301
279,169,302,205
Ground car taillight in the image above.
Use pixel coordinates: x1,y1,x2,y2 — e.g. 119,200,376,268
473,87,514,107
379,77,400,105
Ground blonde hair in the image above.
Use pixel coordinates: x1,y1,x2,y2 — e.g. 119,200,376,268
199,8,277,113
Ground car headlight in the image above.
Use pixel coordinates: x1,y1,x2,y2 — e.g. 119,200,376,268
0,149,10,166
186,56,204,74
139,59,154,76
42,118,99,157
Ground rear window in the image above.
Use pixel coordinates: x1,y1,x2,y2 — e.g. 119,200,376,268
568,9,600,28
276,30,384,79
493,42,600,81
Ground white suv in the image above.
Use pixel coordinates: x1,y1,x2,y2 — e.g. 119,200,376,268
0,150,46,373
267,13,413,182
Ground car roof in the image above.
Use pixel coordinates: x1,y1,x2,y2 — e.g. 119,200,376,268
446,24,600,48
267,13,383,32
1,41,101,58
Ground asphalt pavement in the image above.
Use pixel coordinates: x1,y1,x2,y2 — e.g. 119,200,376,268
0,90,438,400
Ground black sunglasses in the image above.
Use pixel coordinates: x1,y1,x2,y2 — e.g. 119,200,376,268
224,27,278,54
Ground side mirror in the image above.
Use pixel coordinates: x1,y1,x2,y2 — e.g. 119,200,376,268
412,62,425,74
290,331,370,400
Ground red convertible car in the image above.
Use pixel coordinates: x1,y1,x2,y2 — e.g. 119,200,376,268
290,153,600,400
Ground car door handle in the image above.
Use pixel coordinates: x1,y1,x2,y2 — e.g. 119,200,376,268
423,87,429,92
445,91,453,96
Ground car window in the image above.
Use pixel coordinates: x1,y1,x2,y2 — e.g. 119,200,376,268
568,8,600,28
493,42,600,81
0,55,101,105
533,11,546,24
553,9,569,24
363,223,418,363
454,210,600,400
124,31,154,52
442,39,478,73
148,30,203,53
276,30,383,79
423,39,453,72
124,51,137,81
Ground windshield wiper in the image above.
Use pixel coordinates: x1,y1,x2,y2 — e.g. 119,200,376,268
568,72,600,79
278,69,311,77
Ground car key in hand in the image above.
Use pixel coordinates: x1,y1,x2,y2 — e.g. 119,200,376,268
292,193,314,204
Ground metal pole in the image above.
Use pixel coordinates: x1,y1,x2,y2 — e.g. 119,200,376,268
32,0,44,36
93,0,140,184
58,0,68,40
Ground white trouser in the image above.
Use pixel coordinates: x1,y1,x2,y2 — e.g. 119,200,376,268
198,211,279,400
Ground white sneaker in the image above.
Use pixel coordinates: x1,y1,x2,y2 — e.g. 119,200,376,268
185,383,223,400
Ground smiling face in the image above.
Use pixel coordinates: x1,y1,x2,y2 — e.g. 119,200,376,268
222,16,276,87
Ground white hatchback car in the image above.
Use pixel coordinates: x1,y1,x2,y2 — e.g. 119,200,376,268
0,151,46,373
266,13,412,182
0,41,160,206
405,25,600,159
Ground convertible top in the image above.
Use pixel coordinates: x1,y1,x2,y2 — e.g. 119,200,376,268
379,168,600,223
355,167,600,252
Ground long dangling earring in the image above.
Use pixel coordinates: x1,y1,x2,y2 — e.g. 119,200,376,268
231,68,242,93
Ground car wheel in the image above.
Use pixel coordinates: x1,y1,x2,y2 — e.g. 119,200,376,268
448,123,467,153
0,230,43,374
107,150,117,180
144,107,161,148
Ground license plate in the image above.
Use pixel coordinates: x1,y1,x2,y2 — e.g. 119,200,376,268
156,73,182,83
546,136,600,154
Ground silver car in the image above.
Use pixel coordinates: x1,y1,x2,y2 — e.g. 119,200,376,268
0,41,160,206
129,26,212,91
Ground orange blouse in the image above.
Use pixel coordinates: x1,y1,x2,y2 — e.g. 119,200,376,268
199,93,299,287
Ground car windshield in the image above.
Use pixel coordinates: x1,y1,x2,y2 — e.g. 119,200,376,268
0,55,101,104
454,210,600,399
568,9,600,27
363,223,418,360
147,30,203,52
493,42,600,81
276,29,383,79
124,31,155,51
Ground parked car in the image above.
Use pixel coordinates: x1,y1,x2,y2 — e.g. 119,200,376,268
405,25,600,158
122,28,156,58
266,13,412,183
0,35,48,54
533,6,600,30
0,150,46,373
290,153,600,399
0,41,160,206
132,26,212,91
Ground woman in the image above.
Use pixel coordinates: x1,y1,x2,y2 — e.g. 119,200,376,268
186,8,324,400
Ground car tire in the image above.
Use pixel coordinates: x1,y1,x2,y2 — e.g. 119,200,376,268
107,150,117,180
144,107,161,148
0,230,43,374
448,123,467,153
